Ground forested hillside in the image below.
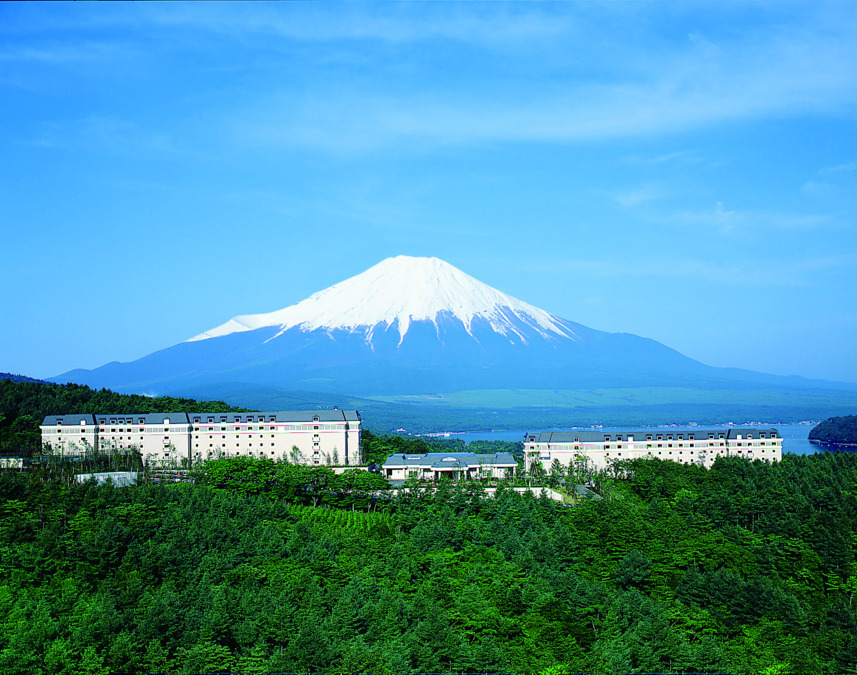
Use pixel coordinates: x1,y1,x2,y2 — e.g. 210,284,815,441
810,415,857,445
1,451,855,674
0,379,247,453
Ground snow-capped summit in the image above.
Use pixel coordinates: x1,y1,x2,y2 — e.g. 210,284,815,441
189,255,576,345
53,254,733,398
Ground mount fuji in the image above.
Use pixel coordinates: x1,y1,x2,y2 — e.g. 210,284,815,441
53,256,810,400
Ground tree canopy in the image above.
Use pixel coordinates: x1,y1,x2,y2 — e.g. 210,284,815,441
1,449,856,674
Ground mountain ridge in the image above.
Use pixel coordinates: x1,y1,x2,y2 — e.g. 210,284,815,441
51,256,856,406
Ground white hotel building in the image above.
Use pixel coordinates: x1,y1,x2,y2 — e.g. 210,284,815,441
41,410,362,467
524,427,782,473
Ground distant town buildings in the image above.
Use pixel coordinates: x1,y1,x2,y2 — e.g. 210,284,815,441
41,410,362,466
524,427,782,473
381,452,517,481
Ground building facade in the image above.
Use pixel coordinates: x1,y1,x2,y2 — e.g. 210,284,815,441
41,410,362,466
524,427,782,473
382,452,518,481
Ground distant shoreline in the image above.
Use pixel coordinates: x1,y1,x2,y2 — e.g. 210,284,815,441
809,439,857,449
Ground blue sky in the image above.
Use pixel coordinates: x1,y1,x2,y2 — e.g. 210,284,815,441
2,2,856,383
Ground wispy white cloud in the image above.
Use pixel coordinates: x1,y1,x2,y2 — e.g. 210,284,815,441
7,3,857,154
230,17,857,154
674,202,833,234
32,116,177,159
821,162,857,174
141,3,580,48
1,3,577,50
518,252,857,289
621,150,706,167
801,180,837,198
0,41,130,65
614,185,663,208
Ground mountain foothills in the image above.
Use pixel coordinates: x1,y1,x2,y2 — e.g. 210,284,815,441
51,257,856,421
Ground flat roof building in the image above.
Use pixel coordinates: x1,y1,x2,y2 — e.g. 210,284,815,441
381,452,517,482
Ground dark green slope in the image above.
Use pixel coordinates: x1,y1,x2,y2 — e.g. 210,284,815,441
810,415,857,445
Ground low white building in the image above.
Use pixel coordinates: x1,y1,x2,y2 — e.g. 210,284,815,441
524,427,782,473
41,410,362,466
382,452,518,481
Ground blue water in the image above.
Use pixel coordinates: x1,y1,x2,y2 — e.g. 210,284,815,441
448,423,840,456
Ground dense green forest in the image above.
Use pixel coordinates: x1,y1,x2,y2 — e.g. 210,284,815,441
0,378,247,454
1,450,856,674
810,415,857,445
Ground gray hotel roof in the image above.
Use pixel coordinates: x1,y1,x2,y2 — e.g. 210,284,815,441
95,413,190,425
187,410,360,424
43,410,360,426
524,428,779,444
382,452,517,470
41,414,96,426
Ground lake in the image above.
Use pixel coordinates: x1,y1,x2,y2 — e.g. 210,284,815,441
448,423,844,456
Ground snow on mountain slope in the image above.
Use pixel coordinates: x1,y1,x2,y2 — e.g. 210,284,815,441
189,256,577,345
